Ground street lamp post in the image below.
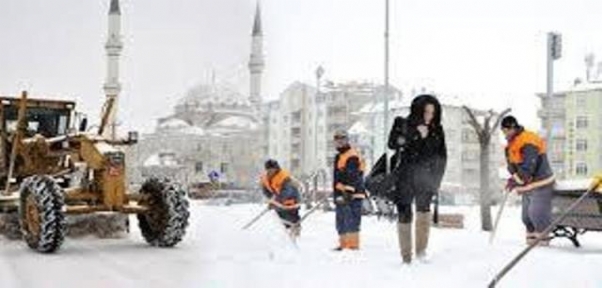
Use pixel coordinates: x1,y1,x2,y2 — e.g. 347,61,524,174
384,0,390,172
315,66,324,172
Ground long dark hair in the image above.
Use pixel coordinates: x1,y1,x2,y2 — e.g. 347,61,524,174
408,94,442,128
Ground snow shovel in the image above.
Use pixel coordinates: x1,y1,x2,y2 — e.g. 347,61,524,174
241,206,271,230
488,175,602,288
489,190,510,244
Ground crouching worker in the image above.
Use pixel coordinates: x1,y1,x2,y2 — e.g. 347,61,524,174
502,116,555,246
332,130,366,251
260,159,302,238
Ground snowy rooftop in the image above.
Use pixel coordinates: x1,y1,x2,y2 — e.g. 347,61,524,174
538,81,602,95
348,121,370,135
356,95,475,115
177,83,251,108
158,118,190,130
213,116,259,130
143,152,180,167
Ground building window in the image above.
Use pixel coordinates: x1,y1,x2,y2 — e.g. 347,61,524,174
463,168,478,179
576,116,588,129
446,129,456,140
291,111,302,122
576,95,587,107
291,159,300,169
195,162,203,172
461,129,477,143
220,163,228,174
462,151,478,161
576,139,588,152
576,163,588,176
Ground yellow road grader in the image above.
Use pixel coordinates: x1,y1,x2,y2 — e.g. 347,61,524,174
0,91,189,253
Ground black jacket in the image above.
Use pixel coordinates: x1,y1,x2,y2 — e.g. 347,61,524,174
388,95,447,191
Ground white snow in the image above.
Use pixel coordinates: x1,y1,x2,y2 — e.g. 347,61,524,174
554,179,594,191
1,202,602,288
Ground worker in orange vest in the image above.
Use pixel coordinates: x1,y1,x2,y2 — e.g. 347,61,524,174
332,130,366,251
502,116,555,246
260,159,301,237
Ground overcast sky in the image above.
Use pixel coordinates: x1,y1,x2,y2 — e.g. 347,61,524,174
1,0,602,133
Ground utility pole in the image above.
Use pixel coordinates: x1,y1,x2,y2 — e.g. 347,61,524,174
384,0,390,172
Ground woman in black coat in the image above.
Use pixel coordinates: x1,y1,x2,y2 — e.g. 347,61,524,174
387,94,447,264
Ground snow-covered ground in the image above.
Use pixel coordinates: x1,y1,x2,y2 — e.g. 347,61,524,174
1,201,602,288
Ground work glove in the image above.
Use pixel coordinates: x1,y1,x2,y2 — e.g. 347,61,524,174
505,178,519,192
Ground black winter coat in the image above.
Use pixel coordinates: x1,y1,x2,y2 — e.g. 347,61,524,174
388,96,447,194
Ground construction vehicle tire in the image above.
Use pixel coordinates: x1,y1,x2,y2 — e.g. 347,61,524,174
138,178,189,247
19,175,66,253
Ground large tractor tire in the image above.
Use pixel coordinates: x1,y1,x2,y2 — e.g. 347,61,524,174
138,178,189,247
19,175,66,253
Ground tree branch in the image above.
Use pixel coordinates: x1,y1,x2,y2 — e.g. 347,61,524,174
462,106,485,142
488,108,512,136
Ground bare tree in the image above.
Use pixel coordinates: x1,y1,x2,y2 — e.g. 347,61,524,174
462,106,511,231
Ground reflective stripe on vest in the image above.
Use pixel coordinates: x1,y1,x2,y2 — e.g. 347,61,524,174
507,130,546,164
260,169,290,195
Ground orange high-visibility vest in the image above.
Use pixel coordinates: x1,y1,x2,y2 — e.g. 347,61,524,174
506,130,547,165
335,148,366,195
336,148,366,172
260,169,291,195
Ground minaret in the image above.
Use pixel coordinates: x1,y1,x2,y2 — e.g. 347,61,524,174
103,0,123,139
248,1,264,108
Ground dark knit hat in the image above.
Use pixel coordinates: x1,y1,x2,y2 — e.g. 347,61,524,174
264,159,280,170
501,116,520,129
